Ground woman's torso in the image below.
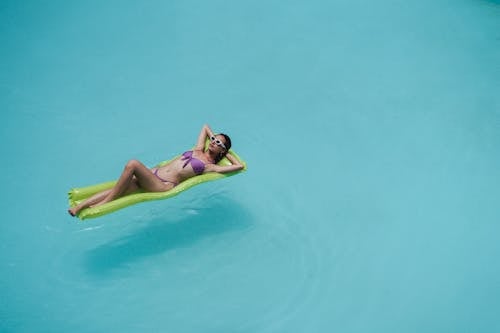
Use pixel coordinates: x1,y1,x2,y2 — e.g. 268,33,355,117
153,150,212,184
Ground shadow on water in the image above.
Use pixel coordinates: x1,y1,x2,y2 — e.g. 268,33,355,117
84,198,252,276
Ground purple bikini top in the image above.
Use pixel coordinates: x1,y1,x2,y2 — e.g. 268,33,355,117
181,151,205,175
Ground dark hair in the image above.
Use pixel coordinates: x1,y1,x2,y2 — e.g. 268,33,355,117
215,133,232,163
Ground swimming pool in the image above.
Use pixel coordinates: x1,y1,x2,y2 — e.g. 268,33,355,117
1,0,499,332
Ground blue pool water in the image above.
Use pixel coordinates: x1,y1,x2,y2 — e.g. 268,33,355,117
1,0,499,332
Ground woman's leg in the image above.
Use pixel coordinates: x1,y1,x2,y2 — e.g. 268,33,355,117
97,159,172,205
68,179,141,217
68,159,173,217
68,189,112,216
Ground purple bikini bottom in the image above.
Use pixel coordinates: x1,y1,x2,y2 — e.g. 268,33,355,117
152,168,178,187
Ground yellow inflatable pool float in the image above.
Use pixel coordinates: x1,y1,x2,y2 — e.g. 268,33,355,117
68,149,246,220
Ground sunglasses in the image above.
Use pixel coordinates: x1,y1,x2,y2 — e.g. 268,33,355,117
210,135,227,150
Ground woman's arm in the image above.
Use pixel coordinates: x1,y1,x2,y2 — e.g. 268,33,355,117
205,152,245,173
194,124,214,151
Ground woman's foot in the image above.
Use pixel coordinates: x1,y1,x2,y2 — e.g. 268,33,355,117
68,207,77,217
68,204,85,217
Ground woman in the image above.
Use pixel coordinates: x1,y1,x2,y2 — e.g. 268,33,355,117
68,124,243,217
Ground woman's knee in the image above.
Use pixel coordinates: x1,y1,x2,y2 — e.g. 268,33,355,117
125,159,141,171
